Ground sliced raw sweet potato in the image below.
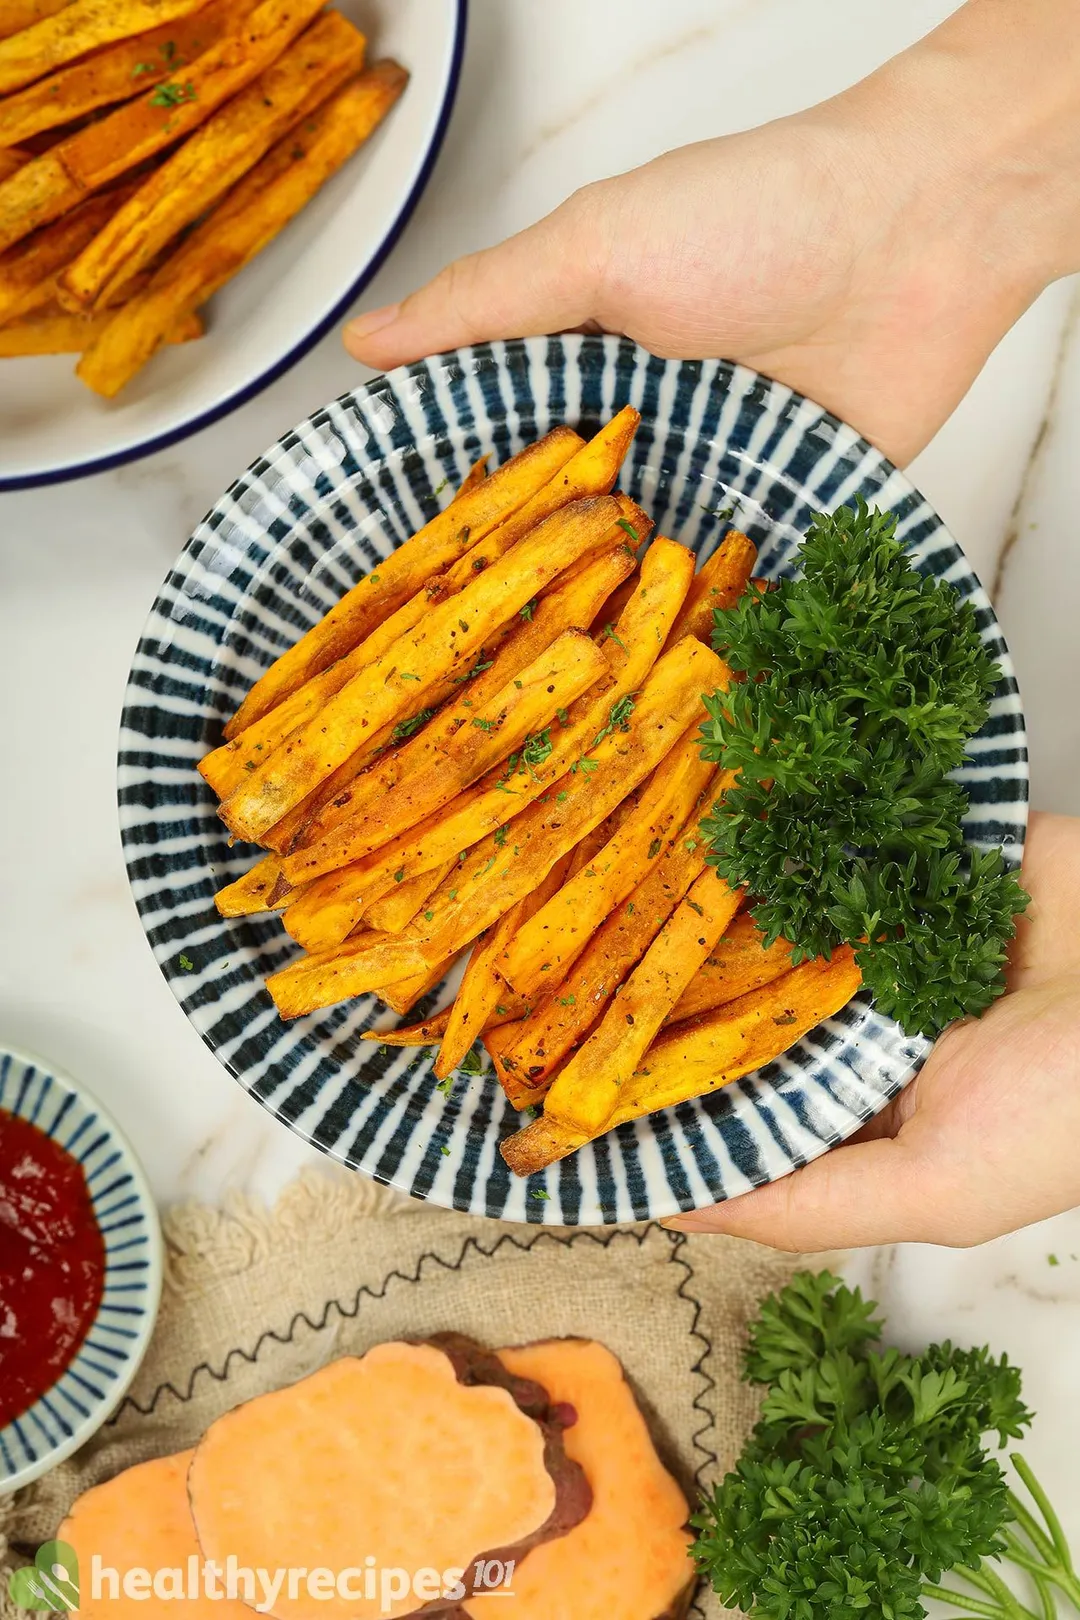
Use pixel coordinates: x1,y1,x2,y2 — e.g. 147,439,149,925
188,1338,590,1620
58,1450,251,1620
484,1339,695,1620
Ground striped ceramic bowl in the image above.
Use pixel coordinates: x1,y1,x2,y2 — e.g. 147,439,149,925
118,336,1028,1226
0,1049,161,1493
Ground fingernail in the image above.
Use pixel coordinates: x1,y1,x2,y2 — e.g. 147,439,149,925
345,302,401,342
660,1213,711,1233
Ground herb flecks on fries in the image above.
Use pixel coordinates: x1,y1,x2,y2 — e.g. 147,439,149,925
198,411,1026,1174
0,0,409,395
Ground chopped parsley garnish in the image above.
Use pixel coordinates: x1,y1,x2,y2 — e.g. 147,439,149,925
393,868,405,883
150,79,197,107
616,518,639,544
398,671,420,681
178,952,195,972
647,838,662,860
391,708,436,743
519,598,537,621
592,692,636,750
494,825,509,848
602,623,629,652
531,1187,550,1201
556,706,570,727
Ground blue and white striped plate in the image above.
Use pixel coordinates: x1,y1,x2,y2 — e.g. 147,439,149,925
0,1049,161,1493
118,336,1028,1226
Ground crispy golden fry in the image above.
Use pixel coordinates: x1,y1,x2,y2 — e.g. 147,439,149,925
434,852,574,1081
490,777,728,1107
502,949,863,1173
266,931,424,1020
283,537,694,948
0,182,135,325
282,628,609,885
0,0,243,150
219,496,624,844
364,860,454,935
221,411,632,752
0,301,201,351
533,867,742,1140
277,543,637,856
61,9,365,310
376,952,460,1018
214,854,289,918
0,2,69,43
666,530,757,646
663,912,794,1025
498,728,727,998
0,0,211,96
416,637,728,968
0,0,330,254
224,433,577,743
0,145,29,180
362,1009,452,1047
201,459,499,805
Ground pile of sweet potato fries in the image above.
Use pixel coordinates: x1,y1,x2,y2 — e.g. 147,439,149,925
203,409,863,1173
0,0,407,394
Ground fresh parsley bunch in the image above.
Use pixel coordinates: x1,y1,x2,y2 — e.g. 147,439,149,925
699,499,1029,1037
692,1272,1080,1620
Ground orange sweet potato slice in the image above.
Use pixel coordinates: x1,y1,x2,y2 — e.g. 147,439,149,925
58,1450,251,1620
188,1338,590,1620
485,1339,695,1620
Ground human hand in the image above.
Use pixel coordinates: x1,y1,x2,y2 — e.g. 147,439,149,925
345,3,1080,467
660,812,1080,1249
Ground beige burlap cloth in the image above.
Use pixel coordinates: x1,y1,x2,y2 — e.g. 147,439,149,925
0,1170,808,1620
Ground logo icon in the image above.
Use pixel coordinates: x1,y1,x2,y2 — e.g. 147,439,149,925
7,1542,79,1612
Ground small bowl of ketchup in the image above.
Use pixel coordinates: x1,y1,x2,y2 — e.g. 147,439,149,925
0,1047,161,1494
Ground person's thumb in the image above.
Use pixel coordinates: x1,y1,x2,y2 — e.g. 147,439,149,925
343,192,606,370
661,1134,936,1250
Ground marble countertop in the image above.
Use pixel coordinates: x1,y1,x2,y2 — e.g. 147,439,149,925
1,0,1078,1567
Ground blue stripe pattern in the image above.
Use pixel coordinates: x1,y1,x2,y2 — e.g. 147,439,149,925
0,1050,160,1491
117,337,1028,1226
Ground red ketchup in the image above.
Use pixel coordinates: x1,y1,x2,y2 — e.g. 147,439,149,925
0,1111,106,1429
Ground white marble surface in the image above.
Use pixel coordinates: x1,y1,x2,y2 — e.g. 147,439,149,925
1,0,1078,1562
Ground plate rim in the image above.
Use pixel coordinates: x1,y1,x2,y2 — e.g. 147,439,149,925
117,335,1029,1224
0,1043,163,1495
0,0,469,495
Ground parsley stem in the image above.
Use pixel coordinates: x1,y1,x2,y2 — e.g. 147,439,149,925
1012,1455,1076,1574
956,1564,1043,1620
1007,1502,1061,1569
1002,1538,1080,1611
920,1583,1012,1619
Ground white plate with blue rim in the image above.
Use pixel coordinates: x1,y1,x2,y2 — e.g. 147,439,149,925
0,1047,161,1493
117,335,1028,1226
0,0,467,492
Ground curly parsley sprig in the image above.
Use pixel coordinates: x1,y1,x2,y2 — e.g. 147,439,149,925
692,1272,1079,1620
699,499,1028,1038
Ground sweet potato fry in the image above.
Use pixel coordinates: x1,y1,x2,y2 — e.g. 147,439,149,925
266,931,425,1020
0,181,135,325
502,948,862,1173
219,496,625,844
376,952,459,1018
364,860,454,935
60,8,365,310
362,1008,452,1047
0,2,69,43
226,424,578,742
0,0,243,150
662,912,794,1025
281,541,699,948
528,867,742,1142
666,530,757,646
0,301,200,351
275,543,637,855
498,727,727,998
0,146,29,180
214,854,289,918
0,0,211,96
415,637,728,969
0,0,331,253
220,413,632,763
434,852,575,1081
489,776,728,1107
200,461,500,804
281,628,609,885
